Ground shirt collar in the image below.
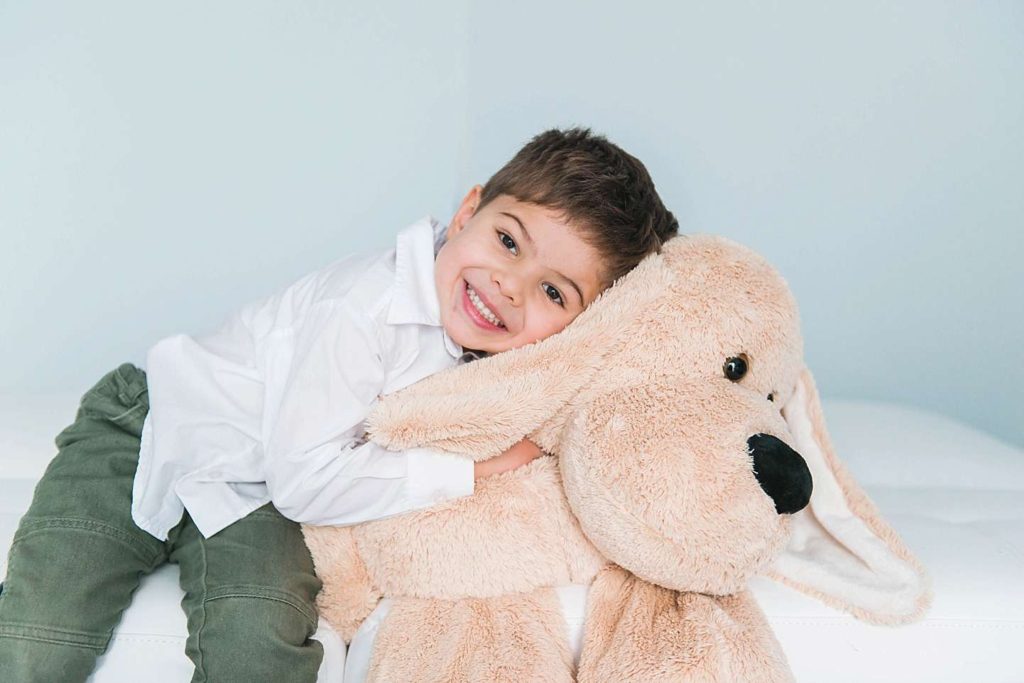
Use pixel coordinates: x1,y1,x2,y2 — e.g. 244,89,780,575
386,216,464,359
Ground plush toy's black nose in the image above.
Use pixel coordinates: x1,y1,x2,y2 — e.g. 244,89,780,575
747,434,813,514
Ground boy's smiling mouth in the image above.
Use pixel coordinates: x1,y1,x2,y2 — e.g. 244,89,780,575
463,280,506,331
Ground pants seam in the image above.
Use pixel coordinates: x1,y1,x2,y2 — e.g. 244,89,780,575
204,591,318,629
109,402,147,423
14,517,163,568
0,623,108,650
193,528,210,681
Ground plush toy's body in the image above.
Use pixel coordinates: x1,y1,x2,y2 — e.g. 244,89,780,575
302,234,932,682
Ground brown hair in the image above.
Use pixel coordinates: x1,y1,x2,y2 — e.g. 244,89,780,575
479,127,678,289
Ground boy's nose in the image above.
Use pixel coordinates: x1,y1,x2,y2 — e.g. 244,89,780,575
493,272,524,307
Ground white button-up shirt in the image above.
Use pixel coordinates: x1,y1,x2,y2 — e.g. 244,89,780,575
132,217,476,540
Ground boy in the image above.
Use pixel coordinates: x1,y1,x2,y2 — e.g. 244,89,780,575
0,128,678,681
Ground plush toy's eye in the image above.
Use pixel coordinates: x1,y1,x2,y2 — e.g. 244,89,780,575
767,392,775,402
723,354,748,381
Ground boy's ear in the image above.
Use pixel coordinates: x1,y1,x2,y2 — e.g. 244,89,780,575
448,184,483,237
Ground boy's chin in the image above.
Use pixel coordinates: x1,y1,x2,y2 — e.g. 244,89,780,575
456,333,509,356
445,327,492,354
458,335,501,355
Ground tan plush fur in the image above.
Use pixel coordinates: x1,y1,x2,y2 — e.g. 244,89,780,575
578,567,790,683
368,588,575,683
301,234,932,682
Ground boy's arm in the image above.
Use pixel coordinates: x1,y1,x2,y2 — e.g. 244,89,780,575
473,438,544,479
267,432,475,526
264,298,476,527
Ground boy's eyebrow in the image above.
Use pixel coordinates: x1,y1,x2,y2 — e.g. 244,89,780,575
499,211,584,306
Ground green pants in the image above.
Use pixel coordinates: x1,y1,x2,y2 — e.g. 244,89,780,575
0,363,324,682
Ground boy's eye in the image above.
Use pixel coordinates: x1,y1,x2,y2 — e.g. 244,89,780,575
498,229,564,308
544,284,565,307
497,230,518,255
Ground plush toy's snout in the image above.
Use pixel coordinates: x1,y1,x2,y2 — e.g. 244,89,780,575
747,434,813,514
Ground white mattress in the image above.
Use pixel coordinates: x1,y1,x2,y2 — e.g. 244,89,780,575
1,393,1022,682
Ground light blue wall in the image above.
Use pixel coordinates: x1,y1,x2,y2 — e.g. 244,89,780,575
1,0,471,388
2,2,1022,446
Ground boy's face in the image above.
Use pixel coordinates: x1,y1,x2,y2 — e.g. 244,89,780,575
435,186,606,355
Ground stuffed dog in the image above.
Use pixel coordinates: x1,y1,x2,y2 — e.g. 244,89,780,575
301,233,932,682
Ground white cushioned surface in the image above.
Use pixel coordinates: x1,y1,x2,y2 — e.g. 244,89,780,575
2,394,1022,682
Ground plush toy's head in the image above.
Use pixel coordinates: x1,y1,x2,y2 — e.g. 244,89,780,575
556,234,810,597
367,233,932,625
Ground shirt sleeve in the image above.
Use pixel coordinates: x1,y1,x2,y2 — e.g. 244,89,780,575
264,298,474,526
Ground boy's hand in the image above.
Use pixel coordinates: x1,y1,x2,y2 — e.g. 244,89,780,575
474,438,545,480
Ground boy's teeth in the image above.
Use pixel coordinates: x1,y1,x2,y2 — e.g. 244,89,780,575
467,283,503,328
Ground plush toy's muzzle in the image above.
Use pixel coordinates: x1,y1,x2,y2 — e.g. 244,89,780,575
559,379,799,596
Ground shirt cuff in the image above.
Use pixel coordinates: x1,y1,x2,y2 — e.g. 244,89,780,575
405,446,475,509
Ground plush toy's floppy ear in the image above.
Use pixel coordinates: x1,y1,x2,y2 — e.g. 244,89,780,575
366,249,675,459
364,318,609,459
765,366,933,625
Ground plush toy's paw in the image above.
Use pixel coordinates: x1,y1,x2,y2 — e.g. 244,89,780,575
301,525,381,642
367,589,574,683
578,566,794,683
